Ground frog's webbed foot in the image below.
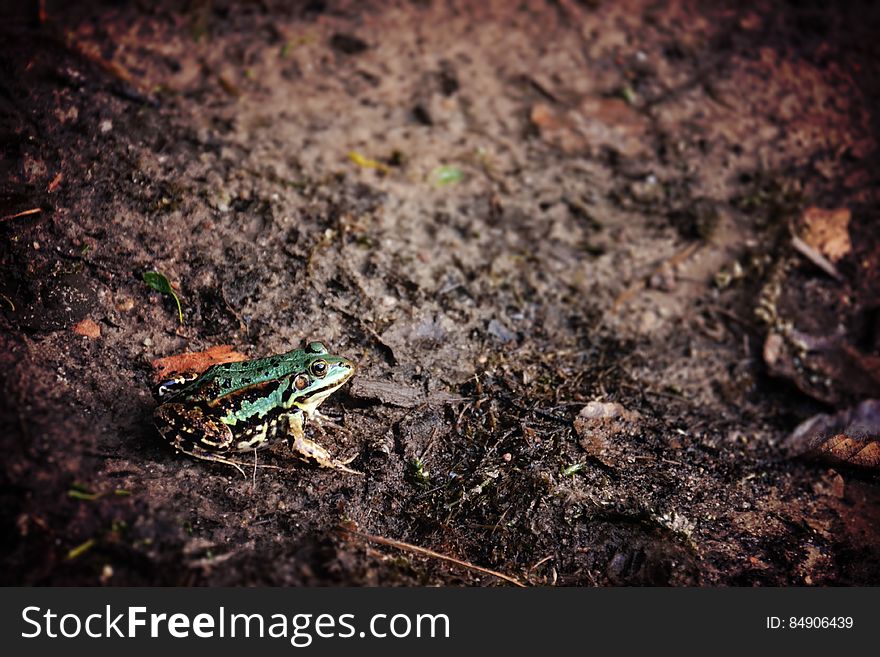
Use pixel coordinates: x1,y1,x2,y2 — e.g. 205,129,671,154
290,433,362,475
286,411,360,474
308,410,352,437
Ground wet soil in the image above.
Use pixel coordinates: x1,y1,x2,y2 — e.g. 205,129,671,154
1,0,879,586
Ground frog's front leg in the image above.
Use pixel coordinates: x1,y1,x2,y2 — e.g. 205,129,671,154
286,411,361,475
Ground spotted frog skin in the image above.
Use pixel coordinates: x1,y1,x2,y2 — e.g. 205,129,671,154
153,341,357,475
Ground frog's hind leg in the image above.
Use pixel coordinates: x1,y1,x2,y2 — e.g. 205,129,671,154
156,403,280,478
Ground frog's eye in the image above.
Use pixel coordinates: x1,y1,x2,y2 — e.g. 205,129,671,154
310,360,328,378
294,374,310,390
306,341,328,355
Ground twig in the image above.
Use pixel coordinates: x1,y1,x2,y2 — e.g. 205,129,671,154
339,527,527,587
790,235,842,281
0,208,41,222
64,33,134,86
47,172,63,193
252,449,258,491
529,554,554,571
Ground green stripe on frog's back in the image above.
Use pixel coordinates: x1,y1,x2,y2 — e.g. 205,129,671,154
215,377,295,427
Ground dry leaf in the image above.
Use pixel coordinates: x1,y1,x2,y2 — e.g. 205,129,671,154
786,399,880,469
151,344,248,383
800,207,851,263
813,434,880,468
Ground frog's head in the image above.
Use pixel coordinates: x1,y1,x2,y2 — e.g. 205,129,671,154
290,341,356,417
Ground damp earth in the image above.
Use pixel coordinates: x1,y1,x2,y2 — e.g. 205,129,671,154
1,0,879,585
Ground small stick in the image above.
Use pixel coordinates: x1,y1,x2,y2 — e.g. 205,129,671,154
339,527,527,587
0,208,41,222
252,449,258,490
790,234,842,281
529,554,553,571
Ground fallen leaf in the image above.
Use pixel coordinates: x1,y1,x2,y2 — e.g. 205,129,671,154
151,344,248,383
143,270,184,324
800,206,851,263
72,318,101,338
786,399,880,469
815,434,880,468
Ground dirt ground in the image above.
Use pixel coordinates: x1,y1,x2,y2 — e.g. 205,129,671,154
2,0,879,586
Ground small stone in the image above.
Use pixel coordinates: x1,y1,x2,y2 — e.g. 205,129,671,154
72,318,101,338
54,105,79,123
209,188,232,213
629,176,663,203
487,318,516,343
763,332,783,366
99,119,113,133
637,308,662,333
578,401,628,420
100,564,114,584
648,262,676,292
115,296,135,312
574,401,641,465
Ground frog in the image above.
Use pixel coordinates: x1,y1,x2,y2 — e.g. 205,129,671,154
153,341,359,476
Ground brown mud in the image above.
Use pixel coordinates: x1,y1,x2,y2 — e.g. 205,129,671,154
1,0,879,585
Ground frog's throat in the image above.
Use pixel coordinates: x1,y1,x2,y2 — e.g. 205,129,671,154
295,383,342,417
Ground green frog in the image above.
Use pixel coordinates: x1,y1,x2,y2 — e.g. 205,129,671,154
153,341,358,476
